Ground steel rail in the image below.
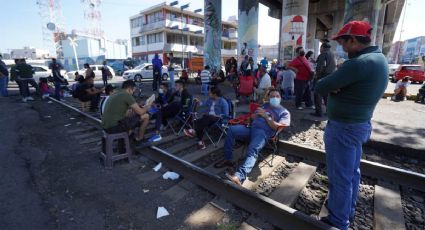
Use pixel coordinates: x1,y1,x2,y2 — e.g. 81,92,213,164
147,146,336,230
278,140,425,192
49,98,102,124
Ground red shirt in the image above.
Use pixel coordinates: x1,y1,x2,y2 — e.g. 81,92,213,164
289,56,313,81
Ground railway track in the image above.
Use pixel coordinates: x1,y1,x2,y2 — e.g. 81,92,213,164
45,96,425,230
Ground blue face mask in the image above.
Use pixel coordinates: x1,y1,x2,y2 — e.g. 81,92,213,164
269,97,281,107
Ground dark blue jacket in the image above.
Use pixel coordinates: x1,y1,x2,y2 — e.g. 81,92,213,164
201,97,229,118
152,56,163,72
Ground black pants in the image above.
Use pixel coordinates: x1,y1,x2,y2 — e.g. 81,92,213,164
152,70,161,91
20,78,41,98
161,102,180,126
294,79,313,107
314,92,328,115
194,115,220,140
79,93,101,110
102,76,108,87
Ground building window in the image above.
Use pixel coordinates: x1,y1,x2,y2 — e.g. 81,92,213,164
166,33,188,45
132,36,141,46
147,32,163,44
131,16,144,28
141,35,145,45
189,36,203,46
147,11,163,24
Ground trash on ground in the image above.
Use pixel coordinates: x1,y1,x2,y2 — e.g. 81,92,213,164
156,206,169,219
153,162,162,172
143,189,149,193
64,124,72,127
162,171,179,180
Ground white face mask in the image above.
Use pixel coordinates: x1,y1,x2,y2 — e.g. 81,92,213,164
269,97,281,107
158,88,164,94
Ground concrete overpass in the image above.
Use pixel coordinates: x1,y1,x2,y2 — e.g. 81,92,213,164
202,0,404,71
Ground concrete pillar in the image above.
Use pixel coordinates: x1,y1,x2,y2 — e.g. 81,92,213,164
375,3,386,49
305,14,317,51
237,0,259,65
279,0,309,63
204,0,222,72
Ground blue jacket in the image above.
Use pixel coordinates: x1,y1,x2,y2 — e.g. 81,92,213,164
152,55,163,72
201,97,229,117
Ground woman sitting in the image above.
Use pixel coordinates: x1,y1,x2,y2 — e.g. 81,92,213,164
184,86,229,150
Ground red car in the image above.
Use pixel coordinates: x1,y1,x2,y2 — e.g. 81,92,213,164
393,65,425,84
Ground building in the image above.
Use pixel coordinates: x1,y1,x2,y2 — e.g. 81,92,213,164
59,31,128,70
10,47,51,59
399,36,425,64
387,41,404,64
129,2,238,68
258,45,279,61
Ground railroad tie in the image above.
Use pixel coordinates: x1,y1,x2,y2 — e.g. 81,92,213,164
164,139,198,154
242,155,286,190
183,202,226,229
269,162,317,207
373,182,406,230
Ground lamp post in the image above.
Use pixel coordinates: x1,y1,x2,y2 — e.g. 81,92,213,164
180,3,190,69
68,37,80,70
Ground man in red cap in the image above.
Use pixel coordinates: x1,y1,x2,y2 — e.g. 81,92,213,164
315,21,388,229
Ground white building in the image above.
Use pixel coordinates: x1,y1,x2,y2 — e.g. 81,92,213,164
61,32,128,60
129,2,238,67
10,47,51,59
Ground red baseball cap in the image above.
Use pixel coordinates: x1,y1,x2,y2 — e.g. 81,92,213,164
332,21,372,40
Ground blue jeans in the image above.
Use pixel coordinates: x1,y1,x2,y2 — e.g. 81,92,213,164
224,125,268,182
201,84,209,96
324,120,372,230
169,70,175,91
283,87,292,100
0,76,8,96
54,82,62,100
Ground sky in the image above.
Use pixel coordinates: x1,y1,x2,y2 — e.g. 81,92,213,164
0,0,423,54
0,0,279,54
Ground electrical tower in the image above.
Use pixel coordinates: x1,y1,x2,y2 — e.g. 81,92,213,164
81,0,104,38
36,0,66,58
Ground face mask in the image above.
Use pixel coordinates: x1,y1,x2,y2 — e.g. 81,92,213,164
269,97,281,107
158,88,164,94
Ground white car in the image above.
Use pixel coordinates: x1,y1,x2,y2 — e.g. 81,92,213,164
123,63,182,82
32,65,67,82
66,65,115,80
388,64,400,77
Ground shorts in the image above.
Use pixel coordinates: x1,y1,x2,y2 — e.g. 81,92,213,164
104,114,141,134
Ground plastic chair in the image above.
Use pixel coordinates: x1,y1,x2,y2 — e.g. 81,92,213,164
166,96,198,135
203,98,235,147
100,131,132,168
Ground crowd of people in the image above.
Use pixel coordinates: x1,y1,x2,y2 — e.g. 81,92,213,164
0,20,422,230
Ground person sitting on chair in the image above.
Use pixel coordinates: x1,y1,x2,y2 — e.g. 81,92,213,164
102,80,152,142
147,83,173,143
223,89,290,185
161,80,192,128
77,77,103,112
183,86,229,150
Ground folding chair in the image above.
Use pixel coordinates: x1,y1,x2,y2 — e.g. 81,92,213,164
166,96,198,136
204,98,235,147
262,124,286,167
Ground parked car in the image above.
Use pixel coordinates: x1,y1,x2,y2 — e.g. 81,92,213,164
392,65,425,84
66,65,115,80
32,65,67,83
122,63,182,82
388,64,400,77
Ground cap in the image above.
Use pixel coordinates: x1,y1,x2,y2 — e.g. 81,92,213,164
332,21,372,40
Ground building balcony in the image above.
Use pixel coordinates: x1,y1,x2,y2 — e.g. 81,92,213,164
138,20,166,34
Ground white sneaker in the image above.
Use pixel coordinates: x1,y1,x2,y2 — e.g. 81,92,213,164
26,96,34,101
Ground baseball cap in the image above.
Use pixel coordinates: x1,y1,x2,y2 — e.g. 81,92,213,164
332,21,372,40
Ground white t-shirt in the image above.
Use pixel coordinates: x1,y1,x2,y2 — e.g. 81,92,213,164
209,101,216,115
281,70,295,90
258,73,271,89
395,80,410,90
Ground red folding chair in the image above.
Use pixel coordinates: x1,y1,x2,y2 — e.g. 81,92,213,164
238,75,255,98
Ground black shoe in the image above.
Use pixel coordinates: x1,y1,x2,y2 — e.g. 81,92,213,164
319,216,336,227
310,112,322,117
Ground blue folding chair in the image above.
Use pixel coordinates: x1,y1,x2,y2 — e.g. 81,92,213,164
204,98,235,147
166,96,198,136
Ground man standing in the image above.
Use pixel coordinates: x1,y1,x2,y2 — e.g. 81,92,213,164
260,57,268,69
167,53,175,91
49,58,65,100
0,54,9,97
255,66,271,102
289,47,314,110
101,61,111,87
152,53,163,91
315,21,388,230
15,59,40,102
311,43,336,117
